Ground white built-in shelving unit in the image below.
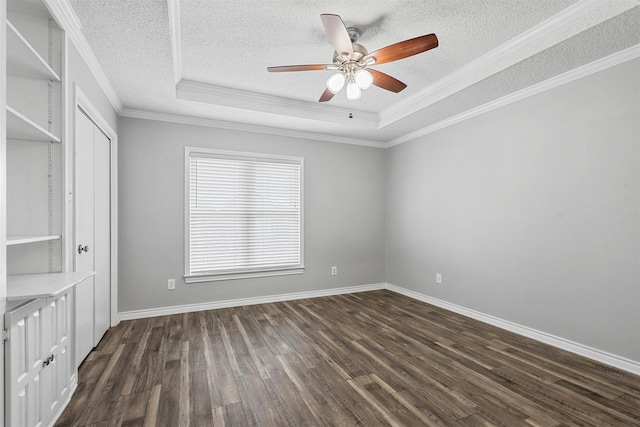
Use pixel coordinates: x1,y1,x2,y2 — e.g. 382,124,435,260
3,1,83,425
5,0,63,277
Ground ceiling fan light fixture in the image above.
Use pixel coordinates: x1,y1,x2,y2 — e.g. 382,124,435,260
326,72,346,93
268,14,437,103
355,69,373,90
346,80,361,101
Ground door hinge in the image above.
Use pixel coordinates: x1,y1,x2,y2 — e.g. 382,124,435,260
2,329,9,342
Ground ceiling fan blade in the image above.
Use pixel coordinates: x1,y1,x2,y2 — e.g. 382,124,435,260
321,14,354,58
368,69,407,93
365,34,438,65
319,88,335,102
267,64,329,72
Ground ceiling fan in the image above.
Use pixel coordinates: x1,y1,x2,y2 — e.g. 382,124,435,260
267,14,438,102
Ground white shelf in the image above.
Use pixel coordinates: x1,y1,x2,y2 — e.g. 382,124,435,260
7,0,53,19
7,234,62,245
7,271,96,301
6,105,61,142
6,19,61,81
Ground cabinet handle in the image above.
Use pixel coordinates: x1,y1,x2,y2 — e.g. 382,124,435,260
78,244,90,254
42,354,55,367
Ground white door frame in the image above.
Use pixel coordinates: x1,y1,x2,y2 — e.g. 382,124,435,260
73,84,119,327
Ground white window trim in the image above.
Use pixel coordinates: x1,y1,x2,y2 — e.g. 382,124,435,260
184,146,304,283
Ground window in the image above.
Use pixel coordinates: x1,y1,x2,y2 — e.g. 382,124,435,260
185,147,304,282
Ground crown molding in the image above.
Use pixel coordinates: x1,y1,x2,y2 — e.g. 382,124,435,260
120,108,386,148
43,0,82,31
45,0,123,113
124,43,639,150
176,79,379,128
387,44,640,147
379,0,637,129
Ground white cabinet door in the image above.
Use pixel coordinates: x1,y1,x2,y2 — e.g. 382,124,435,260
41,291,73,422
4,298,47,427
4,289,74,427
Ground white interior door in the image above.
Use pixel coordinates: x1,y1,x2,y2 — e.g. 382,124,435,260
75,107,111,363
93,125,111,344
75,109,95,364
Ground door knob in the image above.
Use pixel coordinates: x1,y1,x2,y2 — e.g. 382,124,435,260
78,244,90,254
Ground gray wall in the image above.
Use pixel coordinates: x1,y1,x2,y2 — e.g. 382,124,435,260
117,118,386,312
386,58,640,361
117,59,638,363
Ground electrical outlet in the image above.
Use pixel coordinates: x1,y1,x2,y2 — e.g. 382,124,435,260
168,279,176,290
331,266,337,275
436,273,442,284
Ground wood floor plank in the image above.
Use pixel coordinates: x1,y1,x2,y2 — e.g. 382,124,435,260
157,359,181,427
275,352,353,426
179,340,191,427
123,390,150,421
142,384,161,427
255,315,293,355
395,388,469,426
56,290,640,427
261,368,319,426
121,330,151,395
220,401,247,426
235,373,282,426
305,358,390,425
351,374,427,426
190,368,211,420
204,333,240,406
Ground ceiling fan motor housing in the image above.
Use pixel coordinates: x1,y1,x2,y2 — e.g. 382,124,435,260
332,43,368,64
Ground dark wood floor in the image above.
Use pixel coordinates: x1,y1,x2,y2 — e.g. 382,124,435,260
56,290,640,426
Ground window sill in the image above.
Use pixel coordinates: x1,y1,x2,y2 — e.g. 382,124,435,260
184,267,304,283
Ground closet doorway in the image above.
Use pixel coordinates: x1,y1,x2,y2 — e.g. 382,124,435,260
74,86,118,366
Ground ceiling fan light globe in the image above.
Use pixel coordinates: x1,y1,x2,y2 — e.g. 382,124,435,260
346,82,361,101
326,73,346,93
355,69,373,90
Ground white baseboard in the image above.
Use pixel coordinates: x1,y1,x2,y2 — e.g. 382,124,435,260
118,283,386,321
386,283,640,376
117,281,639,375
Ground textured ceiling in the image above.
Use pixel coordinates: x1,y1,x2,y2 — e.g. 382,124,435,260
67,0,640,144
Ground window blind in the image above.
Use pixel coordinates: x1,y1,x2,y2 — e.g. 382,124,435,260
187,149,303,279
